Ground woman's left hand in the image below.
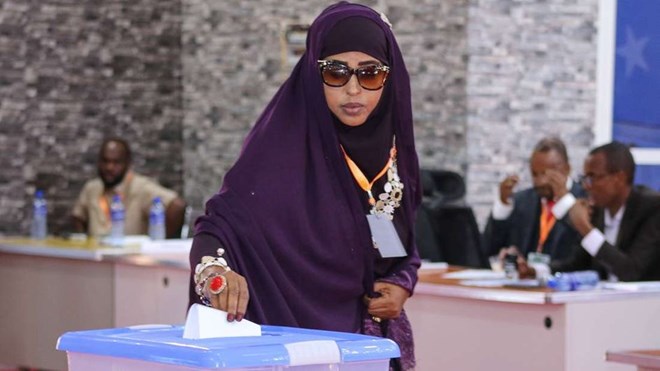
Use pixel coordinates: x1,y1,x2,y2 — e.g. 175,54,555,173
366,282,410,320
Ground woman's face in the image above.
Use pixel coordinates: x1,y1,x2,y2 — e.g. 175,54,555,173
321,51,386,127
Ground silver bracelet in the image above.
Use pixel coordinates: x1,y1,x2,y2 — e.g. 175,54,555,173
194,248,232,306
194,248,231,285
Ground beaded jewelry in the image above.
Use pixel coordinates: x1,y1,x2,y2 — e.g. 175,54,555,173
371,156,404,220
194,248,231,306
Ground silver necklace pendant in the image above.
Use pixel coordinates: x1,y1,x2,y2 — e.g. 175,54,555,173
371,159,404,220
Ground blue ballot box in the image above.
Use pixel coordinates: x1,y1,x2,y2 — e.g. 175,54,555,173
56,324,400,370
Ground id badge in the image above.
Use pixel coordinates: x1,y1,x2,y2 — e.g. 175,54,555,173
366,214,407,258
527,252,551,265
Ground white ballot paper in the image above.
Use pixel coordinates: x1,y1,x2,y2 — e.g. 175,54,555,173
183,303,261,339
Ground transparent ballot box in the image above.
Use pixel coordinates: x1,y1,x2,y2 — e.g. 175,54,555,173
56,324,400,370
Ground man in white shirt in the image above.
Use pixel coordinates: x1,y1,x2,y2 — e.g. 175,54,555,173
520,142,660,281
72,138,187,238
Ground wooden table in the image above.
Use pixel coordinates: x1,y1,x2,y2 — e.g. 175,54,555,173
4,243,659,371
407,268,660,371
607,349,660,371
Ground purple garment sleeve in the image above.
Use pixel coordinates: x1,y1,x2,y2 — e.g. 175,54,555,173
376,248,420,294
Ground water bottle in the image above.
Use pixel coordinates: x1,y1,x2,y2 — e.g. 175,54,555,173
109,194,125,246
180,205,192,239
546,270,600,292
148,196,166,240
30,190,48,240
503,253,518,279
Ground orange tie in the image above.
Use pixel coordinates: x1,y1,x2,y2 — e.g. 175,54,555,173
537,200,556,253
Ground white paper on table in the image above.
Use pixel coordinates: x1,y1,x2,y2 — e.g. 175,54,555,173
601,281,660,292
100,235,151,248
460,278,542,288
459,279,508,287
141,238,193,254
183,304,261,339
420,261,449,271
442,269,506,280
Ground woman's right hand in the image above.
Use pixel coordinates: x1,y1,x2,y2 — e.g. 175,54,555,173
201,268,250,321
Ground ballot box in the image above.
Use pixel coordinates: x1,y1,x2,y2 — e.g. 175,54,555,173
56,324,400,370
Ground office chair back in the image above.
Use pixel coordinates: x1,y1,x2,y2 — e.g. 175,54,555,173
415,169,487,268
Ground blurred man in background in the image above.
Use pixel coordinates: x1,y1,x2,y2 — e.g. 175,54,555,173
72,137,186,238
520,141,660,281
483,137,586,263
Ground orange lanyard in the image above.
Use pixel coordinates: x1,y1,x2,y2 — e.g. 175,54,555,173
537,201,556,252
99,195,111,222
340,143,396,206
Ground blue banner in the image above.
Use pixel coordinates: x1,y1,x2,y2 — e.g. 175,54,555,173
613,0,660,148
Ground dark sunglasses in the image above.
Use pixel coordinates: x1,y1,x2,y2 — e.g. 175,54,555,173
317,60,390,91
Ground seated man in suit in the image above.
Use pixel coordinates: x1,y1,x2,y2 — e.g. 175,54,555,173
520,141,660,281
72,137,187,238
483,137,586,262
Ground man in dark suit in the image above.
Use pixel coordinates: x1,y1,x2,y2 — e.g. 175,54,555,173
483,137,586,261
521,141,660,281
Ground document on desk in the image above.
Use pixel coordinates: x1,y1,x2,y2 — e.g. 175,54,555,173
601,281,660,291
459,278,542,288
443,269,506,280
459,279,508,287
141,238,193,254
420,261,449,271
100,235,151,249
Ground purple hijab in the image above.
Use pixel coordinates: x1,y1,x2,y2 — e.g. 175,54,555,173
191,2,420,368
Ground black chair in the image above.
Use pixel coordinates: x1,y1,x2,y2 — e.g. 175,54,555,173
415,201,443,262
423,169,467,207
415,169,487,268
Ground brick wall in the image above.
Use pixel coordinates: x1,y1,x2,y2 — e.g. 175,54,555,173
0,0,183,235
0,0,598,235
180,0,471,210
465,0,597,223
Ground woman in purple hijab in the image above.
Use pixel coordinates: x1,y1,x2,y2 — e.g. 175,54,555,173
190,2,420,369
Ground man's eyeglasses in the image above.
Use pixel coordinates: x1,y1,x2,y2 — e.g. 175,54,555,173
317,60,390,91
578,173,611,187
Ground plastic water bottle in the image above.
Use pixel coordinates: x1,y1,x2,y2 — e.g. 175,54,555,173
546,270,600,292
180,205,192,239
109,194,125,246
30,190,48,240
148,196,166,240
503,253,518,279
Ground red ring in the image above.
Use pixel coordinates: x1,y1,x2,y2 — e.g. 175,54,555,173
209,276,225,293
